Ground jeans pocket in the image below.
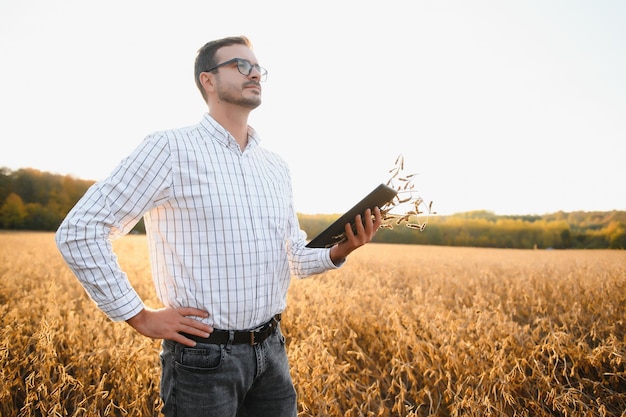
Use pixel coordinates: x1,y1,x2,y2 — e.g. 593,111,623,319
176,343,224,372
277,326,286,346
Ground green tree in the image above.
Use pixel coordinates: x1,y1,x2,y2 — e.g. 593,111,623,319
606,221,626,249
25,202,61,230
0,193,27,229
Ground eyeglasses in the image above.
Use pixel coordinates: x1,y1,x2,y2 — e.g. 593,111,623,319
206,58,268,82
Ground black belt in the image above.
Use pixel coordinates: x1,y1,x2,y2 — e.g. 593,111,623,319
181,314,281,346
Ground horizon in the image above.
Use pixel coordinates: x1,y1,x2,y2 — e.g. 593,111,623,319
2,163,624,218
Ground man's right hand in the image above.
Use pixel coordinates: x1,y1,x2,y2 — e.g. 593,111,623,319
126,307,213,347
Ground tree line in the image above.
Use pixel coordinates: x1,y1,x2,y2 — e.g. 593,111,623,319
2,167,624,249
300,210,626,249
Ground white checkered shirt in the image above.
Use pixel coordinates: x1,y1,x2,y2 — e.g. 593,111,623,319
55,114,338,330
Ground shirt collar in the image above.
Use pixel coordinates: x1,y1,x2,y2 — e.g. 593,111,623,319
199,113,260,151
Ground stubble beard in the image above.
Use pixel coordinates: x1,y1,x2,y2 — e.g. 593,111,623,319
217,81,262,110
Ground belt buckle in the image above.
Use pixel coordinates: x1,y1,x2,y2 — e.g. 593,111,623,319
249,331,257,346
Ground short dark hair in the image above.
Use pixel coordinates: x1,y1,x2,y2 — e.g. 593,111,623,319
194,36,253,102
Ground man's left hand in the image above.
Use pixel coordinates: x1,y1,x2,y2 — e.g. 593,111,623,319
330,207,382,265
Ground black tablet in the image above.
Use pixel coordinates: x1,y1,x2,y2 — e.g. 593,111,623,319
305,184,398,248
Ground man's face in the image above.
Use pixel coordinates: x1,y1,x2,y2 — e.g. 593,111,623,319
213,44,263,110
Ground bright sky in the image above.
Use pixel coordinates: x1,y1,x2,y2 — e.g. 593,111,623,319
1,1,625,216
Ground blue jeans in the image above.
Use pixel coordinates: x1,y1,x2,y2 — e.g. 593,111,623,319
159,325,297,417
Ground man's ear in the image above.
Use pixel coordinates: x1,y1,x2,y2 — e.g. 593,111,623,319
199,71,216,93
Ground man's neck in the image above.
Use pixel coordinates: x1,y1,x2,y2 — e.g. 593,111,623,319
209,107,250,151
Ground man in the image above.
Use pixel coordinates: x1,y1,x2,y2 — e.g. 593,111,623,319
55,36,382,417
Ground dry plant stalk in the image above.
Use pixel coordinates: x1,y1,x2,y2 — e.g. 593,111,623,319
380,154,435,232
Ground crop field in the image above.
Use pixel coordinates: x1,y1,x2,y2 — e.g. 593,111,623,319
1,231,625,416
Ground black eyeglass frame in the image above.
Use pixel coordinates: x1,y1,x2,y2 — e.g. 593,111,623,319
205,58,268,82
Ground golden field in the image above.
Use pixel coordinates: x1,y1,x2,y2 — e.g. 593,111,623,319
1,231,625,417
